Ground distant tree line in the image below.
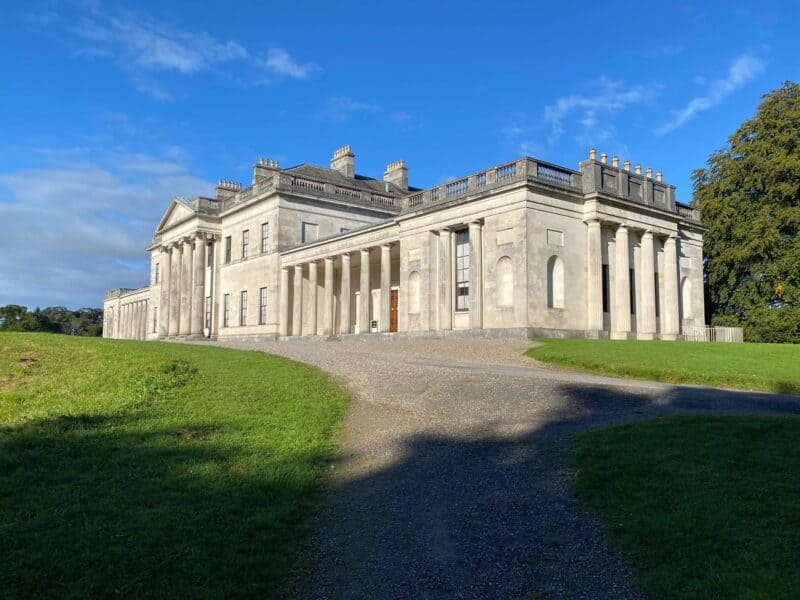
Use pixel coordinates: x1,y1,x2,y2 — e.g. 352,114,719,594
0,305,103,336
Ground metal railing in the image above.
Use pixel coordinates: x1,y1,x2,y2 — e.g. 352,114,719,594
684,325,744,342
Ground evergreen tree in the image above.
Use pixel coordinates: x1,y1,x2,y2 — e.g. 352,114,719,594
692,81,800,343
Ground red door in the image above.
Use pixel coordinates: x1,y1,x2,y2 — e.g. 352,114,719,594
390,290,398,333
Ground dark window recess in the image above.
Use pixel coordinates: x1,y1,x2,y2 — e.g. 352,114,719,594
654,273,660,318
629,268,636,315
602,264,610,313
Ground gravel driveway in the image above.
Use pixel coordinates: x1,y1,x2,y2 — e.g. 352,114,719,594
211,337,800,599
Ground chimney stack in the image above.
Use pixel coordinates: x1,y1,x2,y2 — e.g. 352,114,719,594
612,156,619,168
589,148,597,160
330,145,355,178
253,157,280,185
646,167,653,179
215,179,242,200
384,159,408,190
623,160,631,172
600,153,608,164
635,164,642,175
656,170,663,182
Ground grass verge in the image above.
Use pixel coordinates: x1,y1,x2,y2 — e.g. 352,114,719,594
572,416,800,599
527,339,800,395
0,333,349,597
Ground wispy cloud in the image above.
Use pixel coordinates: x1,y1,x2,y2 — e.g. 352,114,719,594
656,53,764,134
69,10,247,74
262,48,320,79
390,111,411,122
543,77,653,139
319,96,380,122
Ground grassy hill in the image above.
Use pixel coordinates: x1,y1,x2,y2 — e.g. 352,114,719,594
0,333,349,597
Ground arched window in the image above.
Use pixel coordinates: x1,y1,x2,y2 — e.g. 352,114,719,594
681,276,693,320
496,256,514,307
547,255,565,309
408,271,421,313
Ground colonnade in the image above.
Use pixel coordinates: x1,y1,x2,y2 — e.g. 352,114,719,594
109,298,149,340
280,219,485,337
158,232,215,338
586,219,680,340
280,243,389,337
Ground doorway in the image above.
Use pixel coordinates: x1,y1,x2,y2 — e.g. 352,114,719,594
390,289,398,332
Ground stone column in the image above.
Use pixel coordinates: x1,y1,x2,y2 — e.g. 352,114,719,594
341,253,351,334
323,257,334,337
168,245,180,336
663,235,680,340
586,219,603,332
469,221,483,329
179,238,193,336
279,267,289,337
190,236,206,338
379,244,391,332
292,265,303,336
638,230,656,339
611,224,631,339
308,261,318,335
439,229,452,331
359,249,370,334
135,302,142,340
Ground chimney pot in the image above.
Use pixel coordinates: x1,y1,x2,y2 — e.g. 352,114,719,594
656,170,663,182
623,160,631,172
646,167,653,178
635,164,642,175
612,156,619,168
589,148,597,160
600,153,608,164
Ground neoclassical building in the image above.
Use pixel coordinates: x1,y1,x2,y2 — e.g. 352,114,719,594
103,146,706,342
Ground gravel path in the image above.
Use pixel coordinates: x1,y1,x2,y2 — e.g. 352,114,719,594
210,337,800,599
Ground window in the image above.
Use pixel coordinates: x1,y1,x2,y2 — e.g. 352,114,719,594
224,236,232,263
302,222,318,243
408,272,420,313
602,264,610,313
223,294,230,327
205,296,211,328
455,229,470,311
681,277,692,320
207,244,214,267
496,256,514,307
259,287,268,324
240,290,247,326
242,229,249,258
261,222,269,253
629,268,636,315
152,307,158,333
654,273,660,318
154,263,160,284
547,255,565,309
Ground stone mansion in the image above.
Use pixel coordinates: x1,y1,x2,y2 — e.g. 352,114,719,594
103,145,706,342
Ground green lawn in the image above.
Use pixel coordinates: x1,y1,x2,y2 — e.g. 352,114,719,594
572,416,800,599
0,333,349,597
527,339,800,395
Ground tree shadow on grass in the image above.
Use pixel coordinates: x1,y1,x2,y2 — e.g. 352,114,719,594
295,381,800,599
0,411,327,598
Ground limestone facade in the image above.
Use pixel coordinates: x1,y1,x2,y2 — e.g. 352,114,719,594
103,146,706,341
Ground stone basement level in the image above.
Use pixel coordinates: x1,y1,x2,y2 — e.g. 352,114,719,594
103,146,706,342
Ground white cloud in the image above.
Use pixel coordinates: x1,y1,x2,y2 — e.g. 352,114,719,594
262,48,320,79
0,149,212,309
319,96,380,122
390,111,411,122
656,53,764,134
543,77,653,139
69,10,248,74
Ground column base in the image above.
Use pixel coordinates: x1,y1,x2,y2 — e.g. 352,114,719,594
660,333,678,341
636,332,655,340
610,330,632,340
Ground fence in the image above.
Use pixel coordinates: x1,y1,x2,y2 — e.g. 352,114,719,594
683,325,744,343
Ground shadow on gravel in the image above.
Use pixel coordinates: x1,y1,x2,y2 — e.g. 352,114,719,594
299,382,800,599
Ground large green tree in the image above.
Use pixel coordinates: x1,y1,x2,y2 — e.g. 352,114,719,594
692,81,800,343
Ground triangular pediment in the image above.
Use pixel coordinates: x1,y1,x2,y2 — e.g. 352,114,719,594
155,200,195,233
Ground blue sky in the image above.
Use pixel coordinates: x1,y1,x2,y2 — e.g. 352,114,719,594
1,0,798,309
